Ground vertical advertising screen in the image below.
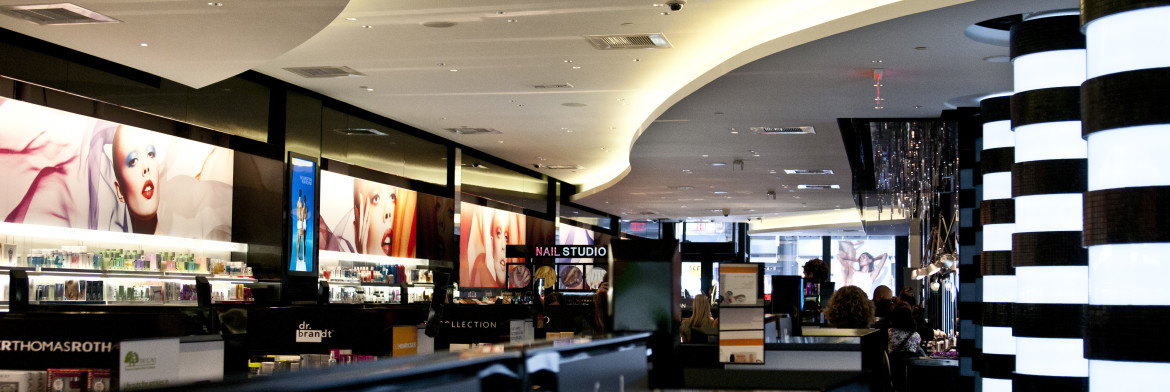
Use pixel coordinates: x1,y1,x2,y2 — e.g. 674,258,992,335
288,155,317,275
459,202,526,288
0,96,233,240
318,171,418,258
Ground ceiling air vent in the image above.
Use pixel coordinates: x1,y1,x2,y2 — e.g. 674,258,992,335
797,184,841,190
445,127,501,135
751,126,815,135
1,3,120,25
584,33,671,50
534,164,583,170
667,185,695,191
283,66,365,78
331,128,386,136
534,83,574,89
784,169,835,175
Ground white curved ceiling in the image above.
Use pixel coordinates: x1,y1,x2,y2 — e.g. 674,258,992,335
0,0,1079,234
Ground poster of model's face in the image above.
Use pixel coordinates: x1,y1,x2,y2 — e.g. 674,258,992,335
459,202,526,288
831,238,895,300
0,97,234,240
317,171,417,258
289,158,316,273
557,223,594,264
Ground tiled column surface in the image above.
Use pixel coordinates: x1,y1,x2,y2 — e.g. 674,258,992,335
1081,1,1170,390
1008,13,1089,391
978,96,1015,392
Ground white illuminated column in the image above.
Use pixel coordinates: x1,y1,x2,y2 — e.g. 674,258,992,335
1008,12,1090,390
1082,1,1170,389
978,95,1015,392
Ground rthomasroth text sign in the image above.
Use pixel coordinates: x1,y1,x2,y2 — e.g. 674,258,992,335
506,245,608,259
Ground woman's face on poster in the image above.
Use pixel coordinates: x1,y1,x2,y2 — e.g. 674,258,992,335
492,216,509,280
858,253,873,270
355,180,396,256
113,126,160,221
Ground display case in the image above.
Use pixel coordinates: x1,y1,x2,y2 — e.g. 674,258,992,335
0,222,256,306
318,250,440,304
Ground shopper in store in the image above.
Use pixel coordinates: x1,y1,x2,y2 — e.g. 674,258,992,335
680,294,717,343
823,285,875,329
887,302,926,391
802,258,829,283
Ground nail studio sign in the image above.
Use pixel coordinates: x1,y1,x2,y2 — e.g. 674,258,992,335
507,245,607,258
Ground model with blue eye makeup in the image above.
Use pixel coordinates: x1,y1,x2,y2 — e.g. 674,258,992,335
112,125,160,234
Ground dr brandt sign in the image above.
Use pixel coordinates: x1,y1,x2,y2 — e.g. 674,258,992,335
506,245,607,259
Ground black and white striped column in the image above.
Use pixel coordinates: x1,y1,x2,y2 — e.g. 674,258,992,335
1008,12,1089,390
1081,1,1170,389
978,95,1015,392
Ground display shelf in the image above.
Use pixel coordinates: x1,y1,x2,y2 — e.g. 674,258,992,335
319,250,428,266
5,266,256,284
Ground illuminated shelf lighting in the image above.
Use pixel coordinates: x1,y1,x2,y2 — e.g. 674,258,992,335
0,222,247,253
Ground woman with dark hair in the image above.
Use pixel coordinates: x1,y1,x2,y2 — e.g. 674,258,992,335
823,285,875,329
887,302,925,391
887,303,922,355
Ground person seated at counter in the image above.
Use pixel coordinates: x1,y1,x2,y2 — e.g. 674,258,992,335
872,285,895,327
802,258,830,283
822,285,875,329
681,294,718,343
887,302,926,391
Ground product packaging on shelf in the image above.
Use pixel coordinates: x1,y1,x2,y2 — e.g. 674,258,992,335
0,370,48,392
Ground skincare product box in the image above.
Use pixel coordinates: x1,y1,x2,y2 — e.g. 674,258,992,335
0,370,48,392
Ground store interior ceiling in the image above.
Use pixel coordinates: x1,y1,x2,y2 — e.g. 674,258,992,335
0,0,1078,236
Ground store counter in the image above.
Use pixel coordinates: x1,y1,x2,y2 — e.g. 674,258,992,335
161,333,653,392
677,327,883,391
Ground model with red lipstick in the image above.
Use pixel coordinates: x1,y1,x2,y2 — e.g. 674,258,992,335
353,178,397,256
112,125,160,235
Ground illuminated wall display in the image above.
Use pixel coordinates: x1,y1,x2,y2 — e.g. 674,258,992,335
0,96,234,242
318,170,418,258
458,202,526,288
288,154,318,275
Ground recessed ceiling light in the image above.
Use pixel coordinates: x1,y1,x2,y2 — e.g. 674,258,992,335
139,43,148,47
913,105,923,109
713,191,728,194
361,25,373,29
563,59,572,63
208,2,223,6
345,17,357,21
572,66,581,70
730,131,739,134
449,69,459,72
633,58,641,62
497,140,504,143
872,59,883,63
701,154,708,158
566,130,574,133
710,162,726,166
797,184,841,189
507,19,517,23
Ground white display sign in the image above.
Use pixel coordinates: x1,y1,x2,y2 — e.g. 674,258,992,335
119,338,180,391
